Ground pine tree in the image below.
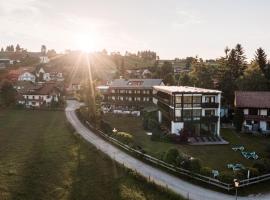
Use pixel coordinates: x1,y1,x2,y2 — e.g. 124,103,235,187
16,44,21,52
255,48,270,80
10,45,14,52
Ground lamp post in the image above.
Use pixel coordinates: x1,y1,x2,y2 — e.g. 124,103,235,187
234,179,240,200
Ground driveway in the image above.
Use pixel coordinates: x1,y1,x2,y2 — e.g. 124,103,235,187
65,100,268,200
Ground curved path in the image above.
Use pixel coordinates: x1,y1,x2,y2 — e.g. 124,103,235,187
65,100,268,200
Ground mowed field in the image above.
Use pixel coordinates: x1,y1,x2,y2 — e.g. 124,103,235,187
0,109,183,200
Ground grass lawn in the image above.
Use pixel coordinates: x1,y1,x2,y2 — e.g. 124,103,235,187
0,109,183,200
104,114,270,172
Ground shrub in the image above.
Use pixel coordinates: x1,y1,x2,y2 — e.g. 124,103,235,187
189,158,202,172
100,120,113,135
246,167,260,178
219,171,235,184
179,129,189,143
233,108,244,132
114,131,134,145
150,128,163,141
253,158,270,173
147,118,158,130
181,158,201,172
163,148,179,165
200,167,212,177
234,170,246,180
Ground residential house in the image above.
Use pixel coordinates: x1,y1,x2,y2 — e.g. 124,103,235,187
235,91,270,133
153,86,221,135
102,79,164,115
35,65,64,82
18,83,62,108
18,71,36,82
40,56,50,64
13,81,35,91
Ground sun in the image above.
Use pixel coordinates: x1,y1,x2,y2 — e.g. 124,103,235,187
74,32,98,52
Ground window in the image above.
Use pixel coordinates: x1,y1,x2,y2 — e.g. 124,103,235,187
205,109,215,116
129,97,132,101
267,122,270,130
183,109,192,120
193,96,201,107
175,109,181,117
246,120,252,125
183,96,192,108
175,96,182,103
120,90,125,94
205,96,215,103
193,109,201,117
249,108,258,115
112,96,115,100
112,89,115,93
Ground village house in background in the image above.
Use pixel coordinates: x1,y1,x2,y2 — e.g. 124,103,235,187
153,86,221,136
102,79,164,116
17,83,62,108
235,91,270,134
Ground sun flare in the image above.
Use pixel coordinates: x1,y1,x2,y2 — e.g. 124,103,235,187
74,32,98,52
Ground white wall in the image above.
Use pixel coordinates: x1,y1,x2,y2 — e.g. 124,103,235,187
260,109,267,116
260,121,267,131
171,121,184,135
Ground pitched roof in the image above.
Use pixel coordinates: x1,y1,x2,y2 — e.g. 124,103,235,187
110,79,163,89
153,86,221,95
235,91,270,108
22,83,61,95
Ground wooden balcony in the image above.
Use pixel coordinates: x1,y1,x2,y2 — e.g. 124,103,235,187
201,115,219,122
201,102,219,108
244,115,270,121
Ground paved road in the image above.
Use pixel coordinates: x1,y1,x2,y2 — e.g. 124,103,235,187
65,100,268,200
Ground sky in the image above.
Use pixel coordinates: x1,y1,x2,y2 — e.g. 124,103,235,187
0,0,270,60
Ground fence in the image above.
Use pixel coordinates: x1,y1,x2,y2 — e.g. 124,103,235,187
78,112,270,191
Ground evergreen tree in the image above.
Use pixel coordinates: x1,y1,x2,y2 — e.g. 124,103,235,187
233,108,244,132
15,44,21,52
10,45,14,52
255,48,270,80
0,80,17,106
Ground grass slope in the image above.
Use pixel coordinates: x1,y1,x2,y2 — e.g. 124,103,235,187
104,114,270,171
0,109,183,200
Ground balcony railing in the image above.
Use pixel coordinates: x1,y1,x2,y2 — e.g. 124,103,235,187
201,115,219,122
201,102,219,108
244,115,270,121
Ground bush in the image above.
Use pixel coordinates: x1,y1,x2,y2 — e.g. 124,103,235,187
246,167,260,178
234,170,246,180
189,158,202,172
148,118,158,130
179,129,189,143
253,158,270,173
181,158,202,172
233,108,244,132
200,167,212,177
219,171,235,184
163,148,179,165
100,120,112,135
114,131,134,145
150,128,162,141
